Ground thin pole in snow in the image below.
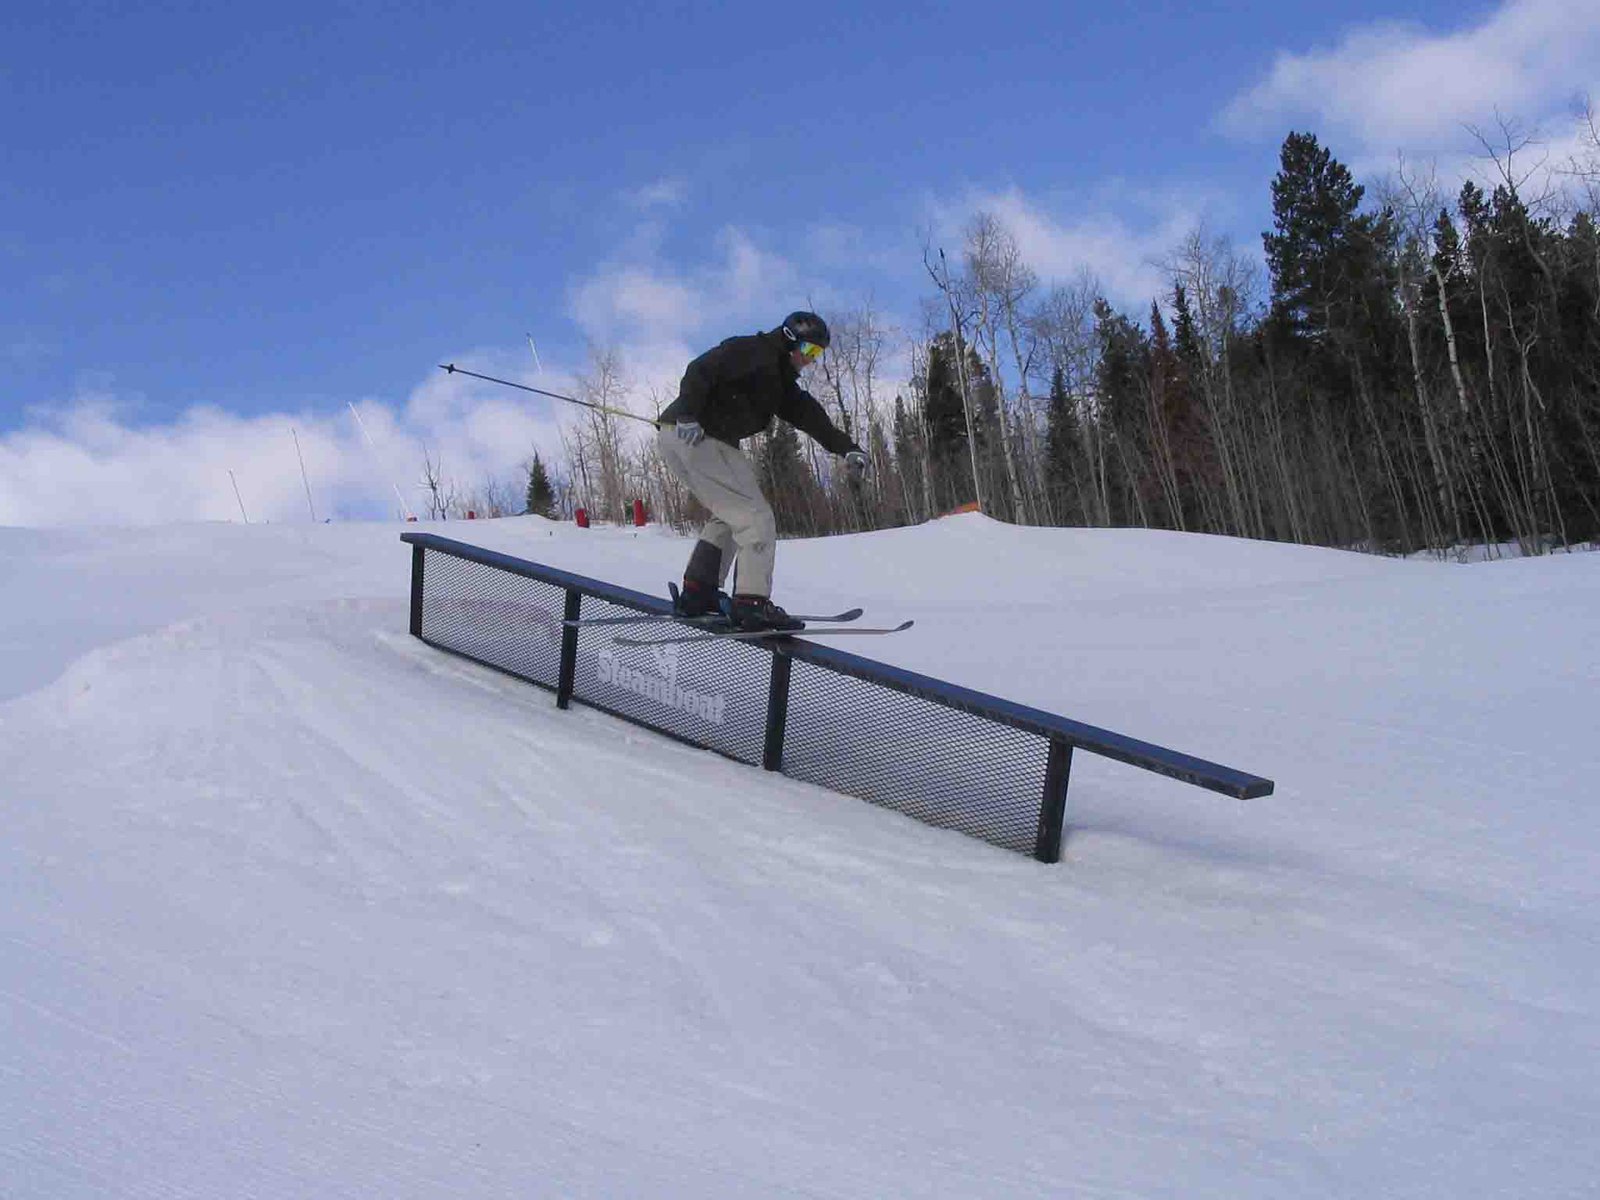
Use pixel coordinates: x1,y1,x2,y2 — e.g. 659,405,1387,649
291,426,318,522
228,470,250,524
347,401,416,521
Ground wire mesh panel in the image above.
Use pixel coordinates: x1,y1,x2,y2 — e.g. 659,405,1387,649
568,599,769,765
780,658,1051,854
419,552,567,688
414,544,1050,850
402,533,1273,863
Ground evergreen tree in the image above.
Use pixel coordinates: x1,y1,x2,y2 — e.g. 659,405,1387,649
1263,131,1402,376
1172,283,1198,361
523,452,555,518
1431,207,1466,290
891,394,918,466
890,394,926,523
921,331,999,509
1262,131,1413,548
923,331,970,461
1147,300,1193,529
1264,131,1370,343
1043,364,1080,523
1558,212,1600,540
1091,298,1151,525
755,420,816,535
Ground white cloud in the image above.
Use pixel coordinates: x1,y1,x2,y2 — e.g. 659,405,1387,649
566,223,816,407
571,226,802,341
571,266,701,339
0,370,578,528
1221,0,1600,155
801,222,903,276
625,178,689,210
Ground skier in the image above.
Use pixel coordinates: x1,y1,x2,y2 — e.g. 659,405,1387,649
657,310,868,632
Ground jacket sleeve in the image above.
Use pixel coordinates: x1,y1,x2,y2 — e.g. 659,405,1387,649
673,343,727,423
780,382,860,456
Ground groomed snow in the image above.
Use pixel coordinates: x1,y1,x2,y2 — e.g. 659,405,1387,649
3,514,1596,1198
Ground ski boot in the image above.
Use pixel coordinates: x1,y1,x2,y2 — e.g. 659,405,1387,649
728,595,805,633
674,578,729,619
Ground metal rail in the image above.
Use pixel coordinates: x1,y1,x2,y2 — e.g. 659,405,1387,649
402,532,1274,862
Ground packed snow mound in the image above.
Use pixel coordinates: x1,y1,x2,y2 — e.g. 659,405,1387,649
3,515,1597,1198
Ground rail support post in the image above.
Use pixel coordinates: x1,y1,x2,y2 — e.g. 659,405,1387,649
763,651,793,771
1035,738,1074,863
408,544,425,638
557,588,581,709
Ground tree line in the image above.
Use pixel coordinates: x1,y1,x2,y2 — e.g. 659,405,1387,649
488,125,1600,558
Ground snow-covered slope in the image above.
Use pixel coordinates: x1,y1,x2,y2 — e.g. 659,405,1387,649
3,515,1596,1198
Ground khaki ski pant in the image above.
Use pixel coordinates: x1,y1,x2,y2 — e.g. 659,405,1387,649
657,425,777,597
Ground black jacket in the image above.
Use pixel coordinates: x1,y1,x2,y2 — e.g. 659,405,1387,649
660,329,859,455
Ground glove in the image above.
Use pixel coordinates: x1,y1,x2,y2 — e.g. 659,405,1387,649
844,450,868,480
675,420,705,447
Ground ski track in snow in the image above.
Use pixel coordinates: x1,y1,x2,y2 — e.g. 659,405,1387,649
2,515,1597,1198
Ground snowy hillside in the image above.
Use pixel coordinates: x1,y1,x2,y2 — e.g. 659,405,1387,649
3,514,1597,1198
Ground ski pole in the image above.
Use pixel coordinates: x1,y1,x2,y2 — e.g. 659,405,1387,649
438,363,660,427
348,401,417,520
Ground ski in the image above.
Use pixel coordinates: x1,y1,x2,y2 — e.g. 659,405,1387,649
565,583,862,628
613,620,913,647
566,607,863,629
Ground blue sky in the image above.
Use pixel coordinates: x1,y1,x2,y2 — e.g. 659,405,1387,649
4,0,1598,524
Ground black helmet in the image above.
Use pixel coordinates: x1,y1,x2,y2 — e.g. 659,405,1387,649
781,310,830,349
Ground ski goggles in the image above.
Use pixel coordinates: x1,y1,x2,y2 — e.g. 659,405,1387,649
795,340,825,361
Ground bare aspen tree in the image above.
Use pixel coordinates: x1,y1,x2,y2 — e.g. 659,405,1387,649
1463,118,1545,422
1428,226,1473,418
1383,160,1462,545
559,423,595,518
816,304,878,440
811,313,860,529
418,446,459,520
903,333,936,522
1168,230,1262,537
817,302,895,527
1472,116,1562,296
574,346,633,524
1573,101,1600,259
1012,312,1051,522
633,380,695,530
1467,118,1564,553
998,250,1051,523
471,475,519,518
962,212,1032,522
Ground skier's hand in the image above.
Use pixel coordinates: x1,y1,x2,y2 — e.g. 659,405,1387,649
844,450,869,481
675,420,705,447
